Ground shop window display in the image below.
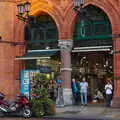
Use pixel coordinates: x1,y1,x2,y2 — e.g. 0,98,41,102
71,51,113,102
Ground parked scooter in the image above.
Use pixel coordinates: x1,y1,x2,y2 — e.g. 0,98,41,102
0,92,32,118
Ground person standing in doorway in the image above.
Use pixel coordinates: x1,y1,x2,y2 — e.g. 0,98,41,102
105,80,113,107
47,79,57,101
71,78,79,104
79,77,88,106
56,83,64,107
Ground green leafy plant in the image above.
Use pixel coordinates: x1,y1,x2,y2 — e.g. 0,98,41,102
31,98,55,117
32,73,49,98
30,73,55,117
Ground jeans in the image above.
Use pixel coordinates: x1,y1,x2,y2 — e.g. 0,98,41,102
106,94,112,107
81,92,87,105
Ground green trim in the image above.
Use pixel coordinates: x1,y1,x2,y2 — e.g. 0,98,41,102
28,39,57,44
74,34,112,41
74,20,112,41
16,50,58,60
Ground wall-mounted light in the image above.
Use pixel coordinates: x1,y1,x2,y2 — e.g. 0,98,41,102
73,0,84,11
73,0,91,22
17,1,31,22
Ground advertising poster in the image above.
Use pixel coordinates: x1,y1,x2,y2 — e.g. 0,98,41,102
20,70,40,98
20,70,30,98
20,67,52,98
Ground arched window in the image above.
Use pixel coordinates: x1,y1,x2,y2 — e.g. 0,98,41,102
26,13,58,50
74,5,112,47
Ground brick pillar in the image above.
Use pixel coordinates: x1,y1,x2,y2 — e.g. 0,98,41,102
58,39,73,105
112,38,120,107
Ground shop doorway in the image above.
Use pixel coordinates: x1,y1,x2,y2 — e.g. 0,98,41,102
71,50,113,102
73,5,113,103
17,13,61,97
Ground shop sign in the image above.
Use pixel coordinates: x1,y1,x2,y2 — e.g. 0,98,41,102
20,70,40,98
20,70,30,98
37,66,52,73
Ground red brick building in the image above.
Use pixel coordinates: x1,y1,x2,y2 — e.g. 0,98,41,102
1,0,120,107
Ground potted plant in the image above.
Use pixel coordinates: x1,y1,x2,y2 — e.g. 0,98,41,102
30,73,55,117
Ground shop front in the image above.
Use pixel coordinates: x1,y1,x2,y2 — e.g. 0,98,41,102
72,5,113,102
17,49,60,98
72,49,113,101
17,5,114,104
16,13,61,98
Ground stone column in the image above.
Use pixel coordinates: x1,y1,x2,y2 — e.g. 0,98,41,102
58,39,73,105
112,38,120,107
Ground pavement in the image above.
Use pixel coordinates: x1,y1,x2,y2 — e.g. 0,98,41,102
44,103,120,120
0,104,119,120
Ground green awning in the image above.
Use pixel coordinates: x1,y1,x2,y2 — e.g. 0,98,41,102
15,49,59,60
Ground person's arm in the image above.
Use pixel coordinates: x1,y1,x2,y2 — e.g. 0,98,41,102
53,83,57,89
86,82,88,88
110,84,113,90
105,85,107,90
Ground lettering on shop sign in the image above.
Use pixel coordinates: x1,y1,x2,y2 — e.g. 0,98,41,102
36,66,52,73
24,72,29,84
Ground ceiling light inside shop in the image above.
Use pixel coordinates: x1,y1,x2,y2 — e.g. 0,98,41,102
46,46,50,49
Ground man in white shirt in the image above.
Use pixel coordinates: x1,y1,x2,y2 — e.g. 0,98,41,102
80,77,88,106
105,80,113,107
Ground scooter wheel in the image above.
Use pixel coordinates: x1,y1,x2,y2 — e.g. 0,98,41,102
23,108,32,118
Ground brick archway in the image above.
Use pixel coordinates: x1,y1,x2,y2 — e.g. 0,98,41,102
15,1,64,59
30,1,63,39
15,1,64,97
65,0,120,107
66,1,120,38
16,1,64,43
